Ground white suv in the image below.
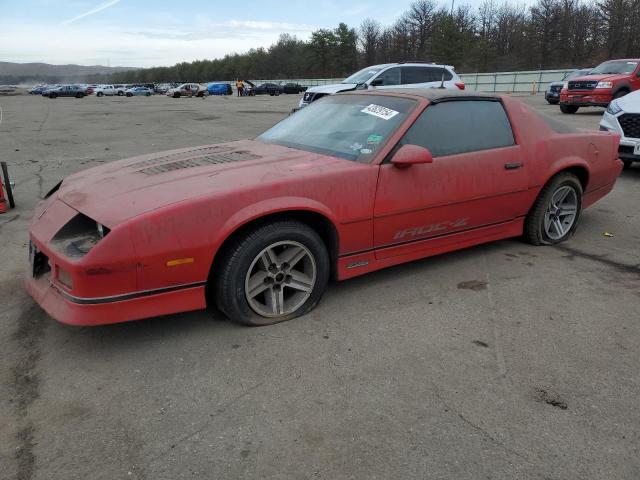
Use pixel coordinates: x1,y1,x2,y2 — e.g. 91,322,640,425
299,62,464,108
600,89,640,169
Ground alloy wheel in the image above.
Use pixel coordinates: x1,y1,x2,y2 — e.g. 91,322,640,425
543,185,578,240
244,241,317,318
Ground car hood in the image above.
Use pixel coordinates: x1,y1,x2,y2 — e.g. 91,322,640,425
570,74,629,83
613,90,640,112
56,140,351,226
306,83,357,94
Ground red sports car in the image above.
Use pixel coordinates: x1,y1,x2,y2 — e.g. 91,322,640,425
26,90,622,326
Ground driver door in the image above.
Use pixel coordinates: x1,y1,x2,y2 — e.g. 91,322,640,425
373,99,529,260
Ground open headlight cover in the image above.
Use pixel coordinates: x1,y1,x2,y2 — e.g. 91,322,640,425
51,213,110,258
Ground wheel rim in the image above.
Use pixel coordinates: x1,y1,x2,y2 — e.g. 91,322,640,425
544,185,578,240
244,240,317,318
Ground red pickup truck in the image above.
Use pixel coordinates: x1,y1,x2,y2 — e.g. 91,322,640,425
560,58,640,113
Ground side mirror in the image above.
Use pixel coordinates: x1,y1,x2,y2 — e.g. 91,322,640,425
370,78,384,87
391,144,433,168
355,83,368,90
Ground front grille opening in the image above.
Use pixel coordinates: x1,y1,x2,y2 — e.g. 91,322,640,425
568,81,597,91
32,248,51,278
619,114,640,139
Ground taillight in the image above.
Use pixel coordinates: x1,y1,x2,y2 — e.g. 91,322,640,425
455,82,465,90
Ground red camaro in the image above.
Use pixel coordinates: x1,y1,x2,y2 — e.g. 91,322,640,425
26,90,622,326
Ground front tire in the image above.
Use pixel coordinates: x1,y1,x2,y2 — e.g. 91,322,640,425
126,92,133,97
97,92,104,97
560,104,579,114
524,173,583,246
547,99,559,105
118,91,124,96
214,221,330,326
623,160,633,170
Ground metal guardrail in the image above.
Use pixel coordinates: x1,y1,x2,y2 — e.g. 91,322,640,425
459,69,574,93
243,69,576,93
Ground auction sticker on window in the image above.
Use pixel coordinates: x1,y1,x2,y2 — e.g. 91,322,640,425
361,104,399,120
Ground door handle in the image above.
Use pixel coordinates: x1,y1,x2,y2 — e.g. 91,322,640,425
504,162,523,170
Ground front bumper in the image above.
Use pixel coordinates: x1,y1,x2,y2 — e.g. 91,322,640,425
560,90,612,107
25,269,206,326
25,198,207,326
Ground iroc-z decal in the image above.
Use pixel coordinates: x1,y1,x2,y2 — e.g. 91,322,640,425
393,218,469,241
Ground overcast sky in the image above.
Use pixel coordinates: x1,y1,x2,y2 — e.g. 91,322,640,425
2,0,503,67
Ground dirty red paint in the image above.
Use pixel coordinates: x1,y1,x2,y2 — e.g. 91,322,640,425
25,90,623,326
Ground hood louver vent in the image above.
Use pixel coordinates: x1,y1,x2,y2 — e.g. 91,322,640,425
128,146,234,169
136,151,261,175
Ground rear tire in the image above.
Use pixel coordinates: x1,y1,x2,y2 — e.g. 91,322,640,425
173,92,180,98
97,92,104,97
560,104,579,114
146,92,151,96
213,221,330,326
547,99,559,105
126,93,133,97
524,173,583,246
49,93,57,99
118,91,124,96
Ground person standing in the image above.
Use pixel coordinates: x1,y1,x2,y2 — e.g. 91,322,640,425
236,79,244,97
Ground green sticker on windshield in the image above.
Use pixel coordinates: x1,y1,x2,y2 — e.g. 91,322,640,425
367,134,383,144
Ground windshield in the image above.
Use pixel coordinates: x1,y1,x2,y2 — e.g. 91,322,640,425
342,67,383,84
257,95,416,162
590,61,638,75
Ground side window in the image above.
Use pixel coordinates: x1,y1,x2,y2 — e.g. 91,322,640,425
375,67,401,86
401,67,430,84
426,67,453,82
399,100,515,157
401,67,453,84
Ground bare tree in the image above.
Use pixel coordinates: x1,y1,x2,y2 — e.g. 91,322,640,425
359,18,382,65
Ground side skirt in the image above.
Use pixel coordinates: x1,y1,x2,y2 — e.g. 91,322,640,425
336,217,525,281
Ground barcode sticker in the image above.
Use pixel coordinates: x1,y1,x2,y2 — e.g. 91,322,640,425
361,104,399,121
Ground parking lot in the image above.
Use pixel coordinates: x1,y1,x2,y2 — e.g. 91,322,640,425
1,93,639,480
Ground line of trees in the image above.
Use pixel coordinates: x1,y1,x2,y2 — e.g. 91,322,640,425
100,0,640,84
